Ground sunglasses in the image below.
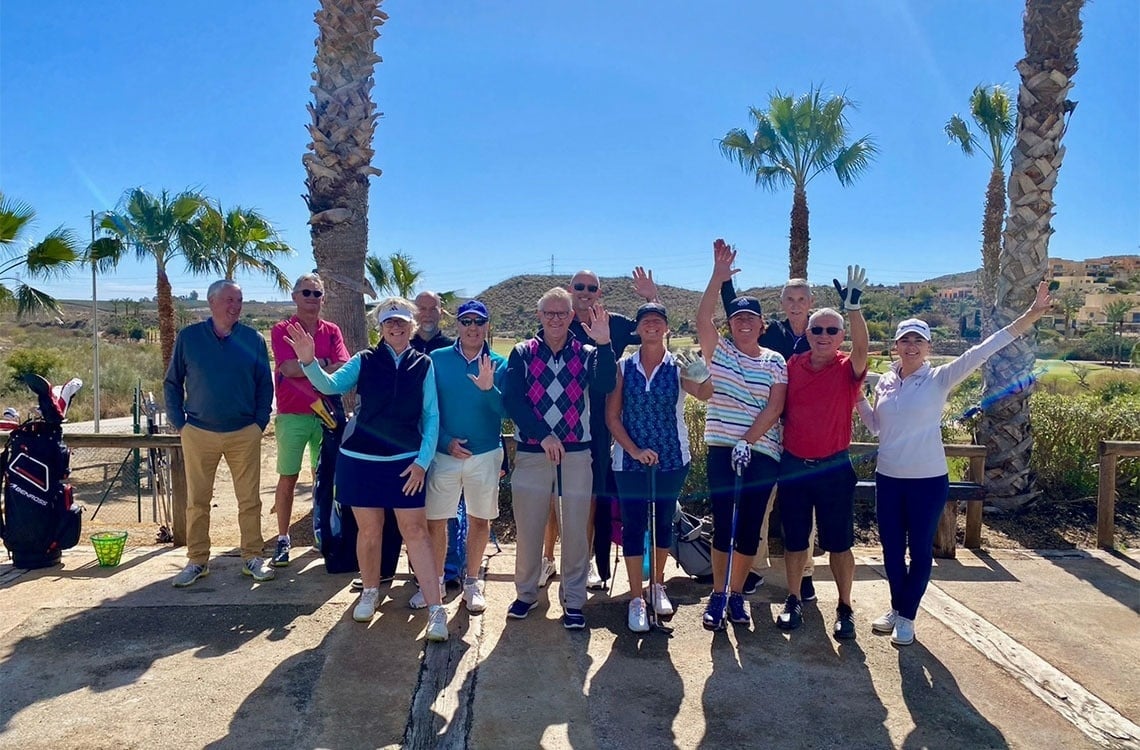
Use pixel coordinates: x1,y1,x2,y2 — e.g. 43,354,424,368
299,289,324,298
541,310,571,320
458,317,488,327
810,326,842,335
572,283,599,293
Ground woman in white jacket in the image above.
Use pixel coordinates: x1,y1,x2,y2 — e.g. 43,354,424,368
863,281,1051,645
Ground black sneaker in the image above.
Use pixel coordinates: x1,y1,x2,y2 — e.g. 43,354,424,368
271,538,290,567
727,593,750,624
777,594,803,631
507,599,539,620
702,592,727,631
800,576,817,602
742,572,764,595
834,603,856,640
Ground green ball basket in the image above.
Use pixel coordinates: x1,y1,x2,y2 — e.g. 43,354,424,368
91,531,128,567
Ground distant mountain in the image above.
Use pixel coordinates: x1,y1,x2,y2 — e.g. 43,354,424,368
915,269,981,288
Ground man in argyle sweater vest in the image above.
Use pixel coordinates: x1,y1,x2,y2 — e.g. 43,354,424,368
504,287,616,629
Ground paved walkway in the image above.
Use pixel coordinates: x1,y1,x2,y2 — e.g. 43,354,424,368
0,544,1137,749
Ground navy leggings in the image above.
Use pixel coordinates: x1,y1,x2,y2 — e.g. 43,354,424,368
614,466,687,552
875,472,950,620
706,447,778,556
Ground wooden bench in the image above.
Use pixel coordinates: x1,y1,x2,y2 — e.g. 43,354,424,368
850,442,987,559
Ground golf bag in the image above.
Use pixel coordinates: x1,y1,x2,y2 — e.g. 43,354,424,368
670,507,713,583
0,419,82,569
311,395,359,575
443,497,468,584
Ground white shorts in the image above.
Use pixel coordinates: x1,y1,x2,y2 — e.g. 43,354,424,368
425,448,503,521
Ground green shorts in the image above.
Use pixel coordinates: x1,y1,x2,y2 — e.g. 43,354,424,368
275,413,324,476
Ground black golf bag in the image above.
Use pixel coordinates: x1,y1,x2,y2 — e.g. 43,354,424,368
670,507,713,583
0,418,82,569
311,395,359,575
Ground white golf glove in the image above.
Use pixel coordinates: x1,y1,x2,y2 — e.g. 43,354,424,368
833,264,867,311
675,349,711,383
731,439,752,472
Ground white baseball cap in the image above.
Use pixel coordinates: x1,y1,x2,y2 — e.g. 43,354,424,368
894,318,932,341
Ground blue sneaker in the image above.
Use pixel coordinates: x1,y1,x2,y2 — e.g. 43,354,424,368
562,608,586,630
728,593,750,624
702,592,727,631
271,538,290,567
507,599,539,620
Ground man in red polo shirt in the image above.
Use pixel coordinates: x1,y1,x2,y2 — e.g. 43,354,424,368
776,266,868,640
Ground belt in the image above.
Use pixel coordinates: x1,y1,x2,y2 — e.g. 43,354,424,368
786,449,849,466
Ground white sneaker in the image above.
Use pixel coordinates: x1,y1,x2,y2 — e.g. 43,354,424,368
353,589,380,622
463,581,486,613
426,604,449,642
872,609,898,634
538,558,557,588
627,598,649,633
586,560,605,590
650,584,674,616
891,616,915,646
409,587,428,609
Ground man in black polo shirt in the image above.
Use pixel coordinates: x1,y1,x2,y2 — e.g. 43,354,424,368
721,276,817,599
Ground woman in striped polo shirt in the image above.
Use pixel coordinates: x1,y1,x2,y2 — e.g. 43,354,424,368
694,239,787,631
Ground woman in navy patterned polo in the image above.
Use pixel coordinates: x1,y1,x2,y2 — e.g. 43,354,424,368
606,303,714,633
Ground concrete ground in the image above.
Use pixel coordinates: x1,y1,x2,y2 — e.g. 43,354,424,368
0,544,1137,750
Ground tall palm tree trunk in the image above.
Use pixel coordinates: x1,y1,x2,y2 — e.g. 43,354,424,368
156,265,176,369
305,0,386,356
789,185,810,279
979,166,1006,337
978,0,1083,510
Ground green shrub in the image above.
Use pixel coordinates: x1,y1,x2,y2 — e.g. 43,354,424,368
1031,392,1140,500
4,348,63,383
680,397,708,509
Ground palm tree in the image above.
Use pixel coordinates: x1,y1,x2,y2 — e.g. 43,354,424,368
1103,299,1131,366
977,0,1084,510
0,193,81,317
193,203,294,294
945,85,1015,333
366,250,457,307
1056,286,1084,337
304,0,387,355
719,86,878,279
98,188,207,368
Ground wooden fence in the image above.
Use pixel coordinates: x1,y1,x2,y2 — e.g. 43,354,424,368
1097,440,1140,550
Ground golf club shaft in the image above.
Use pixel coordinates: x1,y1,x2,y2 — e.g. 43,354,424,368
648,464,658,628
726,464,742,597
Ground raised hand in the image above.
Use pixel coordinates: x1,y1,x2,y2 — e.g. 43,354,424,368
468,354,496,391
581,302,611,345
711,239,739,284
675,349,711,383
632,266,658,301
833,264,868,311
283,321,316,364
1030,280,1054,315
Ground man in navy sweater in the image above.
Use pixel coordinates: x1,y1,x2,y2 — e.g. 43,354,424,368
165,279,274,587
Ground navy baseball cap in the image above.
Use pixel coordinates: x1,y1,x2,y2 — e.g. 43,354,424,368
728,296,763,318
635,302,669,324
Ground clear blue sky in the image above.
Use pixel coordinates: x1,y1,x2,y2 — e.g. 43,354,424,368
2,1,1137,303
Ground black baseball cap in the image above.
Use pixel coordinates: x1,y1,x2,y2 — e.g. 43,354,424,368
635,302,669,324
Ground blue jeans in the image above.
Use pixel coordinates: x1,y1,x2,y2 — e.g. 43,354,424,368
875,473,949,620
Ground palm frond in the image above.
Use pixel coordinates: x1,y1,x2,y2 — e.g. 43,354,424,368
945,115,976,155
14,284,61,318
0,193,36,245
365,254,393,295
23,228,80,277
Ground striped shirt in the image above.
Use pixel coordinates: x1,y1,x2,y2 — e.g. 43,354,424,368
704,338,786,461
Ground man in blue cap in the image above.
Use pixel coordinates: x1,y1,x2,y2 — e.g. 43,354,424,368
424,300,508,614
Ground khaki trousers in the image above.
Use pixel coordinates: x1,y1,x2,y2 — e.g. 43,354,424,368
751,485,817,576
181,423,265,564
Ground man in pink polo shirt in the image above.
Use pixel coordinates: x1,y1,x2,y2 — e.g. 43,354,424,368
776,266,869,640
269,273,350,566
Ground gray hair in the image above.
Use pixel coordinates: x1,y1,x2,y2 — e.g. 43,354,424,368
808,307,844,329
292,273,323,293
207,279,241,301
538,287,573,312
781,278,812,298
